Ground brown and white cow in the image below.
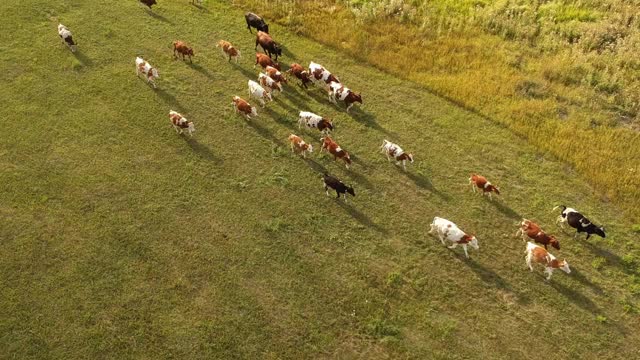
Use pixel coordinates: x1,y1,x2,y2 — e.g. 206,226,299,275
516,219,560,250
216,40,240,63
255,53,280,70
258,73,282,95
469,174,500,200
288,134,313,158
265,66,287,84
309,62,340,89
298,111,333,134
380,139,414,171
135,56,159,88
429,217,479,258
248,80,272,107
320,136,351,169
173,40,194,63
286,63,311,89
232,96,257,120
169,110,195,136
525,242,570,280
328,81,362,112
57,24,76,52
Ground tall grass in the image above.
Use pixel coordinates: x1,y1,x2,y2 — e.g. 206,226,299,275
234,0,640,221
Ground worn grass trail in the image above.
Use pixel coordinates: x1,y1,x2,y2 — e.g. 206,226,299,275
1,0,639,358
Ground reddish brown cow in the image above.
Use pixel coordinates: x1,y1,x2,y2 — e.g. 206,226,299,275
216,40,240,63
516,219,560,250
320,136,352,169
286,63,311,89
173,41,194,63
469,174,500,200
255,31,282,60
265,66,287,84
255,53,280,70
232,96,257,120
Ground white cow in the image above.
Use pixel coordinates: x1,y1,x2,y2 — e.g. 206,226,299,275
248,80,272,107
429,217,479,258
380,139,414,171
525,242,570,280
135,57,159,88
57,24,76,52
258,73,282,94
297,111,333,134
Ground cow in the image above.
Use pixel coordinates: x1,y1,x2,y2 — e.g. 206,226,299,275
232,96,257,120
248,80,272,107
57,24,76,52
258,73,283,94
255,53,280,70
323,173,355,201
298,111,333,134
216,40,240,63
469,174,500,200
135,56,159,88
245,12,269,33
309,62,340,89
525,242,570,280
169,110,195,136
328,81,362,112
286,63,312,89
429,217,479,258
288,134,313,158
380,140,414,171
265,66,287,84
320,136,352,169
554,205,606,240
173,41,194,63
255,31,282,60
139,0,157,10
516,219,560,250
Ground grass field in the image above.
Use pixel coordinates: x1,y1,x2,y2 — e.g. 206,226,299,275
1,0,640,358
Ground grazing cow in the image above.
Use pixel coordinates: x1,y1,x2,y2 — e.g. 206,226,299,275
516,219,560,250
254,53,280,70
320,136,352,169
286,63,312,89
135,56,159,88
265,66,287,84
309,62,340,89
216,40,240,63
298,111,333,134
525,242,570,280
57,24,76,52
288,134,313,158
139,0,157,10
169,110,195,136
554,205,606,240
469,174,500,200
258,73,283,95
248,80,272,107
255,31,282,60
380,140,414,171
323,173,355,201
173,41,194,63
429,217,479,258
232,96,257,120
245,12,269,33
328,82,362,112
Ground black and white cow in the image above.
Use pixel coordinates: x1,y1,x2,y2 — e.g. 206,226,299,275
554,205,606,240
323,173,355,201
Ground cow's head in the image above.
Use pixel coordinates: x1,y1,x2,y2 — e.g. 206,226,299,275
346,186,356,197
187,121,196,134
265,91,273,102
549,236,560,250
321,120,334,132
187,48,195,57
559,259,571,274
407,153,414,163
594,226,606,238
151,68,159,79
489,185,500,195
468,235,479,250
344,153,352,166
351,92,363,104
258,23,269,34
273,44,282,57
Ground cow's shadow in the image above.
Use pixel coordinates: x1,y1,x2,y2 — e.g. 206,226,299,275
548,278,600,313
394,167,450,200
569,268,604,296
189,2,209,12
246,118,284,146
344,168,375,190
487,198,521,220
145,9,173,24
72,50,93,67
349,107,396,137
303,158,328,174
189,62,215,80
183,137,222,164
155,88,185,112
232,62,259,80
335,199,387,234
278,43,295,59
583,240,639,276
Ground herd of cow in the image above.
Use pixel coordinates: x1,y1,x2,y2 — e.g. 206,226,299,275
56,2,608,281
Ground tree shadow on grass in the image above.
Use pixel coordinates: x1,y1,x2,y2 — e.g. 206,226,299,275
183,136,222,164
146,9,173,24
72,50,93,67
335,199,388,235
582,241,639,277
189,62,215,80
393,167,450,200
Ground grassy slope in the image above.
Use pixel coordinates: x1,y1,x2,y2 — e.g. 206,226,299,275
1,0,639,358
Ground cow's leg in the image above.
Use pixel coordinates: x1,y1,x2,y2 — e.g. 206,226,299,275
447,243,458,250
335,190,340,199
346,103,353,112
173,124,180,134
345,161,349,170
526,254,533,271
255,38,259,50
302,150,306,159
544,268,552,280
488,192,493,201
402,160,407,171
462,245,469,258
585,233,591,240
514,228,522,238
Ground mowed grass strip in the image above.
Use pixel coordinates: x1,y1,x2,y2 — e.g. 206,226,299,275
0,0,639,358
